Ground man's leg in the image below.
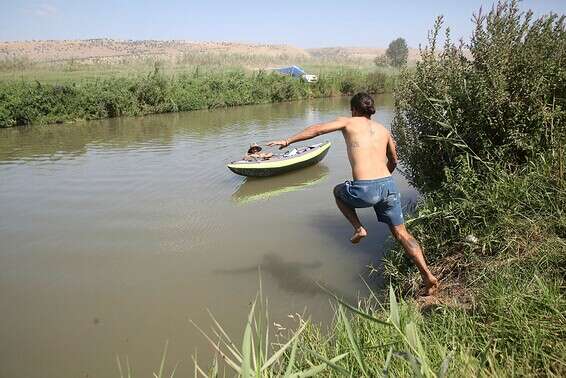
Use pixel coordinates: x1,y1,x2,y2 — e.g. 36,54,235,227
333,184,367,244
389,223,438,295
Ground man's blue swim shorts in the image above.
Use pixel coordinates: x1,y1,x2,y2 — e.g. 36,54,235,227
334,176,405,226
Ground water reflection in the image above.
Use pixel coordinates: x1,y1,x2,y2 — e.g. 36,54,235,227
216,253,323,296
215,253,357,303
231,164,329,204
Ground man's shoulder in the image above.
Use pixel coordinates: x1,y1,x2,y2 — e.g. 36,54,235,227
370,119,386,128
346,117,387,130
370,120,390,135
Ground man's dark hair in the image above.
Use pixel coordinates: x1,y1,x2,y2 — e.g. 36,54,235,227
350,92,376,117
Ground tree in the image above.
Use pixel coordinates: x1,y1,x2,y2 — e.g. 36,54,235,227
386,38,408,68
373,55,389,67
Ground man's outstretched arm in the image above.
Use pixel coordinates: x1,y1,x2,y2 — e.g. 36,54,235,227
267,117,349,149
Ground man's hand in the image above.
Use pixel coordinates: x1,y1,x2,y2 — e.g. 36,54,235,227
266,139,289,150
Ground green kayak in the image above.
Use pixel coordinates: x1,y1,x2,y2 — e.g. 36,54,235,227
227,142,331,177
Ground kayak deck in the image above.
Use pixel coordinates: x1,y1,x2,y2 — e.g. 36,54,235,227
227,142,331,177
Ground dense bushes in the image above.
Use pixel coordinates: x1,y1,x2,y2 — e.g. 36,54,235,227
385,157,565,281
382,3,566,373
392,1,565,193
388,0,565,289
0,69,395,127
390,0,565,256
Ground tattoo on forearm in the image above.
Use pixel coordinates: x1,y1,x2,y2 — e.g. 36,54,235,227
350,141,360,148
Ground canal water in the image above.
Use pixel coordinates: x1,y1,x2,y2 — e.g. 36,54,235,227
0,95,416,377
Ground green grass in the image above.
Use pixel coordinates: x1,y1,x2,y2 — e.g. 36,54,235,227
0,52,387,84
0,66,397,128
129,246,565,376
187,281,453,377
0,63,395,85
0,47,400,128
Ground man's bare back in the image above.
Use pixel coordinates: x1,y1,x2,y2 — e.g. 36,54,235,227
266,116,399,180
340,116,397,180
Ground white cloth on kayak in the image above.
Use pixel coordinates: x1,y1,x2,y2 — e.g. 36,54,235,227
284,148,298,157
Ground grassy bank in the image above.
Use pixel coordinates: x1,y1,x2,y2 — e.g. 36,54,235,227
0,68,396,128
183,2,565,377
0,54,389,84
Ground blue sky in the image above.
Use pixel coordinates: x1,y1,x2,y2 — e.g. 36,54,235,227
1,1,564,47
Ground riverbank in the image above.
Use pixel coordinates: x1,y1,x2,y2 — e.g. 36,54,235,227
278,158,564,377
0,68,396,128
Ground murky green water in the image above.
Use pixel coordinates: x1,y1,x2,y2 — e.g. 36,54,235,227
0,95,416,377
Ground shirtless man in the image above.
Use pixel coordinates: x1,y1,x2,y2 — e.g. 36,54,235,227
267,92,438,295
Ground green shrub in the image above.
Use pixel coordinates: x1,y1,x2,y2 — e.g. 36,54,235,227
0,69,397,127
392,1,566,193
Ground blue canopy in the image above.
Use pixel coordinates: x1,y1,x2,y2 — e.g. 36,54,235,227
274,65,306,78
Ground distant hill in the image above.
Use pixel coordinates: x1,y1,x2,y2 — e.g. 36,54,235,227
0,39,420,66
306,47,420,63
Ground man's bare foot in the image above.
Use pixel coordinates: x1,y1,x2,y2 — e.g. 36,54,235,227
423,276,439,296
350,227,367,244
